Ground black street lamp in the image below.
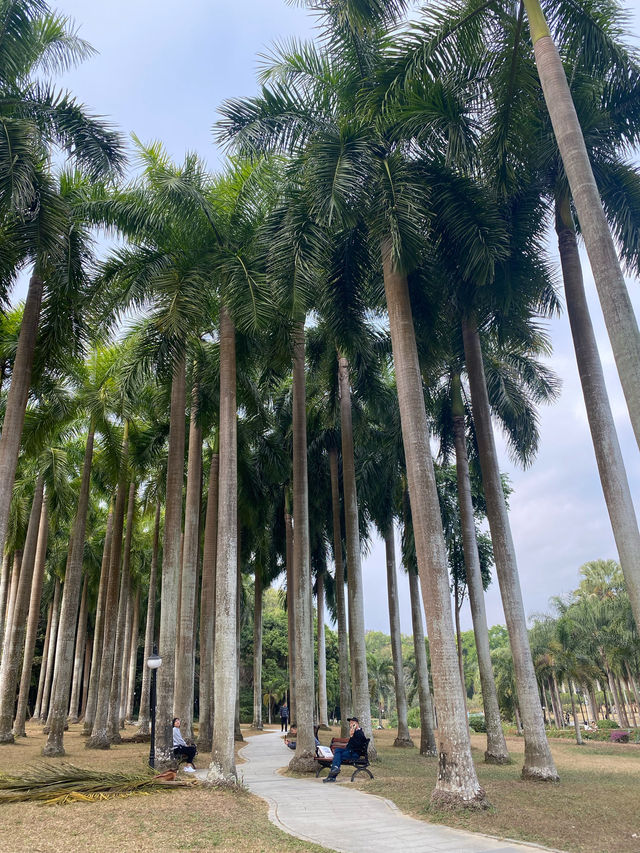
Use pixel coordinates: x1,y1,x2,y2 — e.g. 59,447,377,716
147,646,162,768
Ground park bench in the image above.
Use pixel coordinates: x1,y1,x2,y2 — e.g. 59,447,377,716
315,736,374,782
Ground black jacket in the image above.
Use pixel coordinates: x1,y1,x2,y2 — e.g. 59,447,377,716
346,727,367,755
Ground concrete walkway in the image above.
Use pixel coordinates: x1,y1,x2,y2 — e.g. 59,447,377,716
196,730,561,853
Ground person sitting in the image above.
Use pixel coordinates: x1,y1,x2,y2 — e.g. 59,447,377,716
172,717,196,772
285,725,320,750
323,717,367,783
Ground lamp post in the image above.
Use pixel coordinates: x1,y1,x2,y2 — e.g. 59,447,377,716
147,647,162,768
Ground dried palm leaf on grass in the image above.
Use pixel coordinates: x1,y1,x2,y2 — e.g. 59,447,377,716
0,762,196,805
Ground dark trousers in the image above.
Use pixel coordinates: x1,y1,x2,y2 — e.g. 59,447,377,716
330,747,360,775
280,716,289,732
174,744,196,766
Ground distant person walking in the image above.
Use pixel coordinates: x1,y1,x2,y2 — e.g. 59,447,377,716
280,700,290,732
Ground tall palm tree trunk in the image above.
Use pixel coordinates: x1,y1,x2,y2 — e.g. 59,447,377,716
252,566,263,730
383,253,485,806
125,587,140,723
13,501,48,737
0,274,44,563
285,500,296,724
338,355,375,757
68,574,89,724
137,501,161,735
175,387,202,740
384,523,413,748
234,538,244,744
462,316,557,782
0,552,11,658
86,428,129,750
407,565,437,756
106,480,135,744
82,505,114,734
523,0,640,450
0,475,44,742
40,576,61,724
3,552,21,650
155,354,187,766
208,305,238,781
197,455,218,751
33,596,53,721
289,323,316,773
316,570,329,728
45,425,96,755
81,635,92,719
328,447,351,737
556,195,640,632
452,375,510,765
119,583,133,726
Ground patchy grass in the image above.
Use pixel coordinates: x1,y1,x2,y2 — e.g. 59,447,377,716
0,722,327,853
342,727,640,853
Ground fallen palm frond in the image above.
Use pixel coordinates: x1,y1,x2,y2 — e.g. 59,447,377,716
0,762,196,805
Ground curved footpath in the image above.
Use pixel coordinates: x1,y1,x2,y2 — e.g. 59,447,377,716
196,730,562,853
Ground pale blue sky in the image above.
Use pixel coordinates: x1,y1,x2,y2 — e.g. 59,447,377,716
31,1,640,635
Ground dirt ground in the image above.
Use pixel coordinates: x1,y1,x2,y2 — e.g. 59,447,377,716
0,721,325,853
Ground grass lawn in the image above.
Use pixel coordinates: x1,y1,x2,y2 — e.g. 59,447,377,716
3,721,640,852
341,726,640,853
0,722,327,853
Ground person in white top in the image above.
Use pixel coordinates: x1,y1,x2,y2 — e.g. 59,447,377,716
172,717,197,771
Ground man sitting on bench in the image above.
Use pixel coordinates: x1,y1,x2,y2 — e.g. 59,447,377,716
323,717,367,783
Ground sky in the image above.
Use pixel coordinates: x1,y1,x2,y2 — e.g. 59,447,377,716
29,0,640,635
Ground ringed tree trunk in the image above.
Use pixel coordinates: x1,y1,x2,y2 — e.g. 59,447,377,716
197,453,218,751
462,316,558,782
451,374,510,765
252,565,263,730
13,501,48,737
0,475,44,742
288,322,316,773
407,565,437,756
86,426,129,750
137,500,161,735
316,570,329,729
328,447,351,737
106,480,135,744
155,354,187,767
234,539,244,744
384,523,413,748
284,498,296,724
208,306,238,783
338,355,375,758
568,680,583,745
68,574,89,724
45,424,96,756
175,386,202,741
33,596,54,721
81,635,92,719
4,552,22,652
82,504,114,735
0,552,11,658
125,586,140,722
119,578,133,726
0,273,44,565
555,194,640,633
40,576,62,724
523,0,640,452
383,249,486,807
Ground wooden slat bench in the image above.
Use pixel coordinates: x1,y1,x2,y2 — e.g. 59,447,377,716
315,736,374,782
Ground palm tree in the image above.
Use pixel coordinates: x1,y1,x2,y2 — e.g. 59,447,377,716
44,346,118,754
0,1,124,570
218,5,492,803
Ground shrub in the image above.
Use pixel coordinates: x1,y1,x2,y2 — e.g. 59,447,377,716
595,719,620,730
610,730,630,743
468,715,486,733
407,707,421,729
